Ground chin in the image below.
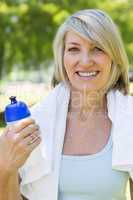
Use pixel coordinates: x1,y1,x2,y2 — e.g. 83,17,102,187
70,82,98,93
69,77,107,92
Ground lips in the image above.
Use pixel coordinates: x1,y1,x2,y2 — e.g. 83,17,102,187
75,70,100,79
77,71,100,77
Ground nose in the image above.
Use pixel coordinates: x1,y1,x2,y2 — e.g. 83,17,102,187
80,52,93,66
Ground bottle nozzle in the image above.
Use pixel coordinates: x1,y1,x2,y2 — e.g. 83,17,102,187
9,96,17,104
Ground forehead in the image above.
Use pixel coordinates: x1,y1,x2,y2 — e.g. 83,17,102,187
65,30,94,46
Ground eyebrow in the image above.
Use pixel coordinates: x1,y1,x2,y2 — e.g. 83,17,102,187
66,42,80,46
66,42,94,47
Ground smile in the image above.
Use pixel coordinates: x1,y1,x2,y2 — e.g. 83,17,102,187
76,71,100,80
77,71,100,77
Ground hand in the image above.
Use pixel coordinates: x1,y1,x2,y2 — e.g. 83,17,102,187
0,118,41,175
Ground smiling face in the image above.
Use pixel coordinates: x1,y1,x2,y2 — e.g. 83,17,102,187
63,30,112,92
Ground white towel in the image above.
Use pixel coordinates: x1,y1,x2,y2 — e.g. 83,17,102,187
19,81,133,193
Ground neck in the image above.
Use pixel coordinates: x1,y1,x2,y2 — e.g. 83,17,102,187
68,86,108,119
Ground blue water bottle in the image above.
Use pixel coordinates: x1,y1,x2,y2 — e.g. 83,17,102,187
4,96,31,125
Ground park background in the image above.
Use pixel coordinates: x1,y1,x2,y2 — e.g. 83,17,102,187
0,0,133,198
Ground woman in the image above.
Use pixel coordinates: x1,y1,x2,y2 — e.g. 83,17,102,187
0,9,133,200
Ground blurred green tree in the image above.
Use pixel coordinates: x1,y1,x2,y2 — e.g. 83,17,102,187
0,0,132,78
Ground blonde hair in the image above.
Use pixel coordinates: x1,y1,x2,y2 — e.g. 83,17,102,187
52,9,129,94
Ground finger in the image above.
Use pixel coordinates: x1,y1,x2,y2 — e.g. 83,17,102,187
23,131,41,145
18,124,40,139
3,126,10,135
11,118,36,133
3,126,14,138
10,131,41,157
28,136,42,151
22,133,41,151
5,125,40,147
14,130,40,145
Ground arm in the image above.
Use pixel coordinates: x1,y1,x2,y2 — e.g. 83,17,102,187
130,177,133,200
0,119,41,200
0,170,23,200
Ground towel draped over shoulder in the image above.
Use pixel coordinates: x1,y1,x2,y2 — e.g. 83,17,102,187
19,82,133,200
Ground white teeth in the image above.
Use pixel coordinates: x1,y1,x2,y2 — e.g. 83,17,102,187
77,71,99,77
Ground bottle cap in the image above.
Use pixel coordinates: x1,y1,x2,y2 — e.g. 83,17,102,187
4,96,31,123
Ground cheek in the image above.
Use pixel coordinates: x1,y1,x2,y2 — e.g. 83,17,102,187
98,55,112,73
63,55,69,73
64,54,73,66
64,54,75,75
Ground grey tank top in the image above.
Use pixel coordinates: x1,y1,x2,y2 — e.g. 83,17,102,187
58,132,129,200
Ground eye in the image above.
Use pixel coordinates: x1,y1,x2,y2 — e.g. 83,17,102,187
67,47,80,52
93,46,103,52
